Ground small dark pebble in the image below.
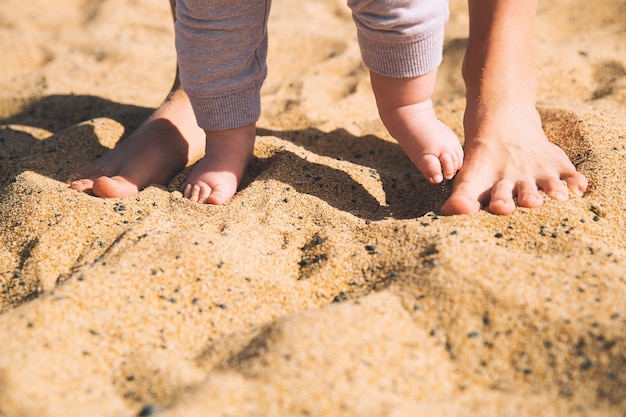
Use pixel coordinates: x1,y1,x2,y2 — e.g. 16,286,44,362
215,303,227,309
365,244,377,253
315,235,325,245
494,233,503,239
299,253,326,266
138,405,159,416
332,292,348,303
89,329,100,336
468,331,480,338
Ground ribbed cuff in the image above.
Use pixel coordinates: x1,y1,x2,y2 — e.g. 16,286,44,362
357,23,445,78
187,84,262,131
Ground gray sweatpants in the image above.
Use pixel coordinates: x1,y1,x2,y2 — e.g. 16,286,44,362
175,0,449,131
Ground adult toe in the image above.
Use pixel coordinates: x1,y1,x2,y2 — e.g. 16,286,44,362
563,171,588,197
488,180,517,215
69,178,94,192
92,176,140,198
515,180,544,209
539,177,569,202
440,178,483,215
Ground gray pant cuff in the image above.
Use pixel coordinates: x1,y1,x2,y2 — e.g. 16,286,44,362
357,23,445,78
188,84,262,131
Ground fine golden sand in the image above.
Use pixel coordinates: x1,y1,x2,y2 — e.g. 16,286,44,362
1,0,625,416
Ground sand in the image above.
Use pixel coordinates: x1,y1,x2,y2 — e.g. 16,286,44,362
0,0,625,416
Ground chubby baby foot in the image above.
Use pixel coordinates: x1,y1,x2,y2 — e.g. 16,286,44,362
370,70,463,184
182,124,256,205
380,99,463,184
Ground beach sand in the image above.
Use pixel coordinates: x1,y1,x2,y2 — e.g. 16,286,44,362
1,0,625,416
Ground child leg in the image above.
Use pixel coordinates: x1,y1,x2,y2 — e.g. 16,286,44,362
175,0,271,204
440,0,588,215
370,70,463,184
348,0,463,184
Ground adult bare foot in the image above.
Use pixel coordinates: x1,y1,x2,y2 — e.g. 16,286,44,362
68,86,206,198
181,124,256,205
440,0,587,216
440,103,588,215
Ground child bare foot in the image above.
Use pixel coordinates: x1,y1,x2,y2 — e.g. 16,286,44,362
370,71,463,184
182,124,256,205
68,85,206,198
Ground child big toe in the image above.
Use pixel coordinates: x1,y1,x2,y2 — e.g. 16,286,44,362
415,153,445,183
